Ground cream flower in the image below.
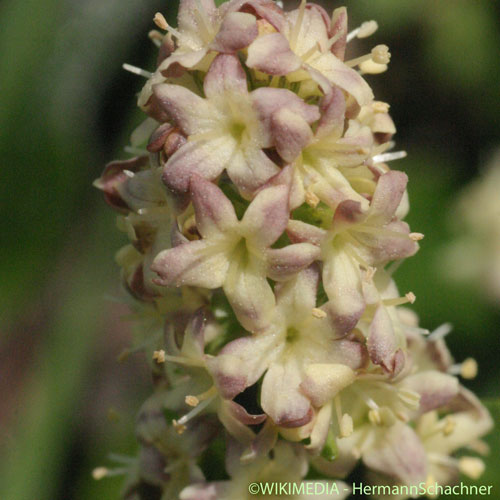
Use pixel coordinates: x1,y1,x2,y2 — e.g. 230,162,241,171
154,54,319,196
152,172,319,332
209,266,365,427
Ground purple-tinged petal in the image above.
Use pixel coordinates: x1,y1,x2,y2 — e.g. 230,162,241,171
243,420,278,462
329,7,347,60
159,47,209,74
208,333,279,398
162,136,235,193
367,305,399,372
356,220,418,264
247,33,302,75
153,83,216,135
178,0,217,33
152,240,229,288
226,400,267,425
401,371,459,414
300,363,355,408
223,0,286,31
274,264,319,320
368,170,408,224
287,220,326,246
203,54,248,99
363,422,427,486
240,184,290,247
210,12,258,53
226,145,280,197
271,108,314,163
335,338,369,370
190,175,238,238
147,123,175,153
94,156,149,213
312,52,374,107
252,87,320,131
316,87,346,140
322,250,365,337
332,199,365,231
224,253,276,332
266,243,320,281
261,360,313,427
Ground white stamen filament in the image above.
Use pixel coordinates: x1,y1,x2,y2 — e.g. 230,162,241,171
176,393,217,427
122,63,153,79
290,0,307,52
372,151,407,164
428,322,453,341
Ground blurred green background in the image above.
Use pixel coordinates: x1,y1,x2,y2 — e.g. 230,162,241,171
0,0,499,498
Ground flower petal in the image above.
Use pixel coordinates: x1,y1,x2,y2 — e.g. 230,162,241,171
312,52,374,107
226,144,280,196
224,253,276,332
368,170,408,224
210,12,258,53
400,371,459,414
261,359,312,427
162,136,235,193
362,422,427,486
240,184,290,247
300,363,355,407
271,108,314,163
322,248,365,337
329,7,347,60
190,175,238,238
266,243,320,281
247,33,302,75
208,332,279,398
152,240,229,288
203,53,248,99
153,83,216,136
316,87,346,140
367,305,400,372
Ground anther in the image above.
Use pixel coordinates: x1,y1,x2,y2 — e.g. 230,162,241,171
153,350,166,363
92,467,109,480
312,307,327,319
409,232,424,241
305,190,320,208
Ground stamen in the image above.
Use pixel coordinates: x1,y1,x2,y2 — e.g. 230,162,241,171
153,350,166,363
92,467,109,480
123,169,135,178
153,12,168,30
305,190,320,207
312,307,327,319
153,12,183,39
173,393,217,433
185,395,199,407
290,0,307,52
442,416,456,436
148,30,163,47
409,232,425,241
428,322,453,341
334,395,353,438
371,44,391,64
347,20,378,43
346,44,390,68
467,440,490,456
382,291,416,307
371,150,407,164
368,408,381,425
449,358,478,379
122,63,153,79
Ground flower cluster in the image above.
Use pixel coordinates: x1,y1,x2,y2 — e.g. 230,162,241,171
95,1,492,498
